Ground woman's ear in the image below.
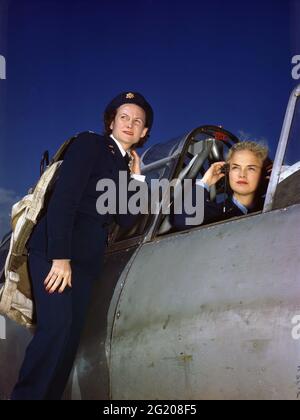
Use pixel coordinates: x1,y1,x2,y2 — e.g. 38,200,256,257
110,120,114,131
140,127,149,139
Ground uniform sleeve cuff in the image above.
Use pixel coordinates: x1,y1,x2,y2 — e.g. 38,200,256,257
47,237,72,260
195,179,210,191
131,174,146,182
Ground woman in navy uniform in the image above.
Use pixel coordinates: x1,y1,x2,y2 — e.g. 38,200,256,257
11,92,153,400
173,141,270,228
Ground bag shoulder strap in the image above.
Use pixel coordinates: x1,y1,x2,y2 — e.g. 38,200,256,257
50,134,77,163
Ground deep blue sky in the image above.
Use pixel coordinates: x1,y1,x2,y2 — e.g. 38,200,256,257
0,0,299,233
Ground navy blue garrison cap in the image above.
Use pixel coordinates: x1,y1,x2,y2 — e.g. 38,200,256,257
105,91,153,130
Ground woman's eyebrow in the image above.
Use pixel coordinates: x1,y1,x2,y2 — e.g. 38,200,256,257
231,163,260,167
120,113,144,121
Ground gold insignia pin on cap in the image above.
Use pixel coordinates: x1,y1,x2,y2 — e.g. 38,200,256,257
126,92,135,99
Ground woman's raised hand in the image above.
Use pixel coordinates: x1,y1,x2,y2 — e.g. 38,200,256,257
202,162,226,187
129,149,141,175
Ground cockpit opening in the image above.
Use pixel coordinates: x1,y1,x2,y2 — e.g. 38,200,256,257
272,93,300,210
107,83,300,249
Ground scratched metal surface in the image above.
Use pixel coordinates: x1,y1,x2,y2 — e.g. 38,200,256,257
109,204,300,400
0,318,32,400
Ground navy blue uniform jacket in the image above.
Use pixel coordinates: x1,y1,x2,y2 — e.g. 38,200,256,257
172,185,263,229
28,132,141,277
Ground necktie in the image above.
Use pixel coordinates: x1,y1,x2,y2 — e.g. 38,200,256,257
124,153,131,168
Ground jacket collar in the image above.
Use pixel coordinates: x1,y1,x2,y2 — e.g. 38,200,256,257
110,134,126,157
104,135,129,172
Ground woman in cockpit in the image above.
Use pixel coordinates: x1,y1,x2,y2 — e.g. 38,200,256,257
173,141,271,228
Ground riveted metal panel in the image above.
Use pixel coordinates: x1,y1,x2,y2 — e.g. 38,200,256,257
110,205,300,400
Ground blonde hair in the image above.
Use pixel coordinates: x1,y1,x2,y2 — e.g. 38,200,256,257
226,141,269,164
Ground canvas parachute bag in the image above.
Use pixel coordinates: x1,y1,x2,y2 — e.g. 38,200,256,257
0,135,76,328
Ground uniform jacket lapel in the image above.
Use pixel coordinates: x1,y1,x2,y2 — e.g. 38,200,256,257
104,135,129,172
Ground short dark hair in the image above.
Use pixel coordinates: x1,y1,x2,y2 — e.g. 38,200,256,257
103,109,150,148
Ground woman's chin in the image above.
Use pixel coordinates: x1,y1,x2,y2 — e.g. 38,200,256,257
233,186,251,196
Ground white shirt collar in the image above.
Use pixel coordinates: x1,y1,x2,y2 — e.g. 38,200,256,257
110,134,126,157
232,195,248,215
